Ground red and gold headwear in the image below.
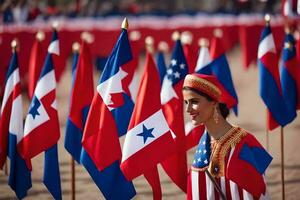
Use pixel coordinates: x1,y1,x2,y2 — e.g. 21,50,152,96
183,74,222,101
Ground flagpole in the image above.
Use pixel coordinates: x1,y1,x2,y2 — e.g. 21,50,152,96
71,157,75,200
4,161,8,175
70,42,80,200
266,109,269,151
280,127,285,200
205,170,226,200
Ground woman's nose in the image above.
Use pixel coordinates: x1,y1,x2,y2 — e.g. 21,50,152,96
185,103,192,113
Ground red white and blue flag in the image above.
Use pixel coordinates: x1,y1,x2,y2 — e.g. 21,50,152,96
196,34,238,115
20,30,62,199
159,38,189,192
28,33,47,99
0,49,32,199
280,32,298,121
121,51,175,199
64,40,94,163
258,23,294,130
81,23,136,199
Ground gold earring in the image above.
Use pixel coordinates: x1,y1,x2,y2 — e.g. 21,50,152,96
213,106,219,124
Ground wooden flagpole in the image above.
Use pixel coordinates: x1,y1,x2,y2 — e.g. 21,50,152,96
266,109,269,151
4,161,8,175
71,157,75,200
280,127,285,200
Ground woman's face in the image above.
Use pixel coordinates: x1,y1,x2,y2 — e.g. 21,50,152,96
183,89,216,126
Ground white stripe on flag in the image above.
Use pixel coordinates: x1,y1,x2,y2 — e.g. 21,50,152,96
227,147,235,168
34,71,56,99
9,95,23,143
191,170,199,200
48,40,60,55
243,189,254,200
257,34,276,59
1,68,20,114
220,176,226,199
195,46,211,72
122,109,170,162
206,172,215,200
230,180,240,200
160,77,178,105
97,68,127,111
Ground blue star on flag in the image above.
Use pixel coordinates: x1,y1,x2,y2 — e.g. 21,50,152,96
29,97,41,119
137,124,155,143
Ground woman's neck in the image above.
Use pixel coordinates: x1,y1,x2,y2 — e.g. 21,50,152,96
204,117,232,140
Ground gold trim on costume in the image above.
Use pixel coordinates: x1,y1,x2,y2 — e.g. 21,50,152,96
191,126,247,177
184,74,221,100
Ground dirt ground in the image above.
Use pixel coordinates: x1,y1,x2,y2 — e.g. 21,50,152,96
1,45,300,200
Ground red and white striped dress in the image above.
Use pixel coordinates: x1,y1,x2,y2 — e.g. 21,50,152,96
187,127,271,200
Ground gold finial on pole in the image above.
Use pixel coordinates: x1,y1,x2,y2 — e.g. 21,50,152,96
172,31,181,41
81,31,94,43
158,41,169,52
52,21,60,30
181,31,193,45
122,17,129,29
72,42,80,53
11,39,18,52
213,28,223,38
198,38,209,47
129,30,141,41
36,31,45,42
264,14,271,26
145,36,154,54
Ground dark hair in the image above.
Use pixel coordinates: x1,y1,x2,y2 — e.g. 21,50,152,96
183,86,230,118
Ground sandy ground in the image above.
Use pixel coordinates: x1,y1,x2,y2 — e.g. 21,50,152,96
1,45,300,200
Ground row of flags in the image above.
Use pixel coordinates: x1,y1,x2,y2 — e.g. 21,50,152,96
1,15,299,199
258,16,300,131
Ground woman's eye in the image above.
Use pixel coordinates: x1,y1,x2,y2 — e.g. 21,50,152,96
191,100,198,104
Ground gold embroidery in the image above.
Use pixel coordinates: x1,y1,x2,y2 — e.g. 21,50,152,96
184,74,221,100
208,126,247,177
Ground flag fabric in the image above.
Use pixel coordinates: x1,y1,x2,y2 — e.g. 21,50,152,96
257,23,294,130
0,50,32,199
187,128,272,200
121,51,175,198
156,50,167,85
81,26,136,199
160,39,189,192
65,40,94,163
28,33,47,99
279,32,298,121
20,30,62,199
197,34,238,115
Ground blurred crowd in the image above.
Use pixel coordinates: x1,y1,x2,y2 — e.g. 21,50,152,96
0,0,281,24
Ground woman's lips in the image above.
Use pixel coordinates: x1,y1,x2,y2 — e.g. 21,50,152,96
190,113,198,120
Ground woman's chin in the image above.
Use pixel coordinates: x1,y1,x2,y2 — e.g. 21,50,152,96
191,120,202,126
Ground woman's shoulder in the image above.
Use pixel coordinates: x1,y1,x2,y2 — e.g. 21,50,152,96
236,127,264,148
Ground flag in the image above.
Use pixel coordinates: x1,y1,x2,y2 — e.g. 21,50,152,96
120,51,175,198
0,49,32,199
160,39,189,192
197,33,238,115
257,23,294,130
227,134,272,198
28,32,47,99
20,30,62,199
156,50,167,85
279,32,298,121
65,40,94,163
81,20,136,199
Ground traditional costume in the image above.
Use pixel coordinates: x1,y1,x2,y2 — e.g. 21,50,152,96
184,74,273,200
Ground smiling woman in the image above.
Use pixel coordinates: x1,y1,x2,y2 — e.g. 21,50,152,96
183,73,273,200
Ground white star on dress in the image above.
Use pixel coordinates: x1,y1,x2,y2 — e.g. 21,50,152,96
180,63,185,69
174,71,180,78
171,59,177,66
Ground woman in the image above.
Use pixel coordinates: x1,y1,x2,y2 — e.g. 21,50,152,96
183,73,272,200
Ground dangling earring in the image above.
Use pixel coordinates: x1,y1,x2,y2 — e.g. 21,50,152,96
213,106,219,124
